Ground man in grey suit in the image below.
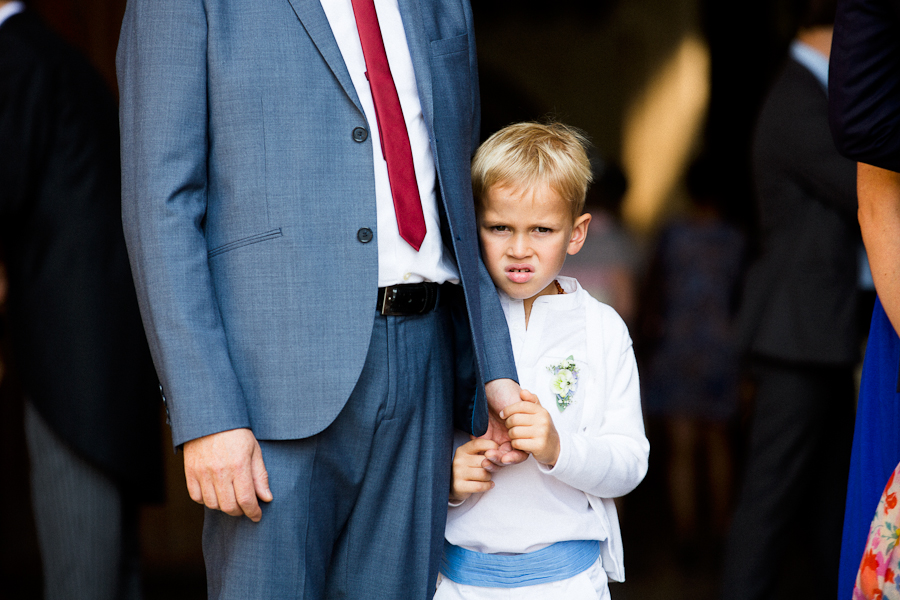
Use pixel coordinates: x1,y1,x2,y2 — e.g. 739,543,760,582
117,0,521,598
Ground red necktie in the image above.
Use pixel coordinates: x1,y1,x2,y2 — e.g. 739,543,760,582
351,0,427,251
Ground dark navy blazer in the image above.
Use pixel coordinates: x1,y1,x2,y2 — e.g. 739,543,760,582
830,0,900,172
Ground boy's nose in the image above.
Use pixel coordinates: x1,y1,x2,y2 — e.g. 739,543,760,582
508,235,530,257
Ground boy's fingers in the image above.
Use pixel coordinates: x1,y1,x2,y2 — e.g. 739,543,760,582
510,438,537,453
465,464,494,481
459,480,494,494
457,438,500,462
463,438,500,453
520,388,540,404
466,454,493,471
503,412,538,430
471,438,501,452
499,401,537,419
507,424,535,441
500,448,529,464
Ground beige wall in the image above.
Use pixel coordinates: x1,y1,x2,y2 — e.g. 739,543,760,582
474,0,710,234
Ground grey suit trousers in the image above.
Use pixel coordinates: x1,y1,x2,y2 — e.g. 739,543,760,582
203,307,455,599
25,402,142,600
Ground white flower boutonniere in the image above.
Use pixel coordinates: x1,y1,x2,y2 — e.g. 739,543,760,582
547,355,579,411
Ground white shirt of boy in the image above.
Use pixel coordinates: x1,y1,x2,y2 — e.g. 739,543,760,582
440,276,649,598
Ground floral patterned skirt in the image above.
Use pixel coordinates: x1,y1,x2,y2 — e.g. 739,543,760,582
849,298,900,599
855,462,900,599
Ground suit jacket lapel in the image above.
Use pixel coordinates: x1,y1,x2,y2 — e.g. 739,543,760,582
285,0,364,114
396,0,435,133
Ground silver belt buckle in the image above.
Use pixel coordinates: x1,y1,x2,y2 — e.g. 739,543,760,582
379,285,398,316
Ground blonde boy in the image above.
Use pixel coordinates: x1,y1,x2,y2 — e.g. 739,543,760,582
436,123,649,600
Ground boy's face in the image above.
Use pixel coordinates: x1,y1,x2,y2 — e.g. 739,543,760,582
478,182,590,306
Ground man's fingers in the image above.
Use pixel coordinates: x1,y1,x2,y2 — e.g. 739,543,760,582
185,472,204,505
481,452,503,472
233,440,269,521
181,428,271,520
233,472,263,522
199,478,220,511
481,435,517,469
251,445,273,503
216,483,244,517
499,448,529,465
481,413,512,444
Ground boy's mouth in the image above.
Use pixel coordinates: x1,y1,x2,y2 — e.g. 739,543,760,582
505,264,534,284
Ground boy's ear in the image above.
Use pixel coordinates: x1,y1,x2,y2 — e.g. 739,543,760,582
567,213,591,256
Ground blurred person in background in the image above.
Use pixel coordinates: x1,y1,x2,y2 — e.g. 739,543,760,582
639,158,746,566
0,2,163,598
720,0,861,597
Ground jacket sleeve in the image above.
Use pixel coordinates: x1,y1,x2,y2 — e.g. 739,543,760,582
540,306,649,498
464,0,514,389
756,62,859,219
829,0,900,172
117,0,250,447
447,0,516,436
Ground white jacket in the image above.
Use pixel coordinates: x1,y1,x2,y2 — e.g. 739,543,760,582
446,277,649,582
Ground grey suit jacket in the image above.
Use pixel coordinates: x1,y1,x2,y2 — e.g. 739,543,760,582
117,0,516,447
739,58,860,365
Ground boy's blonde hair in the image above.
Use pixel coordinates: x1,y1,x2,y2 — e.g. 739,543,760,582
471,122,593,219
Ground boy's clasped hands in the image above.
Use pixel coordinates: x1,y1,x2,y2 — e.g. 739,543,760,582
450,387,561,504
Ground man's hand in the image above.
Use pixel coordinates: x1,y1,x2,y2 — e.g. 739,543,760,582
450,438,499,504
481,379,529,468
501,389,560,467
183,427,273,522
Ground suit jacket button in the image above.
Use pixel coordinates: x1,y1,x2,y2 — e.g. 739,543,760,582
357,228,373,243
352,127,368,143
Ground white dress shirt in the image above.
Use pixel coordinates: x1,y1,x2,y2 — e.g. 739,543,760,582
320,0,460,286
790,39,829,90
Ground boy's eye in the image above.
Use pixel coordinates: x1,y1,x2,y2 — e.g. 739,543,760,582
490,225,509,232
535,227,552,233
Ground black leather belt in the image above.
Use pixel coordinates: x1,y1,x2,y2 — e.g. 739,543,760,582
377,282,444,316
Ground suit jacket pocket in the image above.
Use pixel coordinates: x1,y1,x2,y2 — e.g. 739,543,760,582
208,228,283,258
430,33,468,57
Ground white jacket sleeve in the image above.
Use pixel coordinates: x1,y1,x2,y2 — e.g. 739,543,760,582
540,304,649,498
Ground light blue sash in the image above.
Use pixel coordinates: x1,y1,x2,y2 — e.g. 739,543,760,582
440,540,601,588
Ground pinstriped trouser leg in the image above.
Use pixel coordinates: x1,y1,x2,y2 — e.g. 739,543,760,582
24,401,142,600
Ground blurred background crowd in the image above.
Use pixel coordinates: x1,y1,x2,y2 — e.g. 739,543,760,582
0,0,875,598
